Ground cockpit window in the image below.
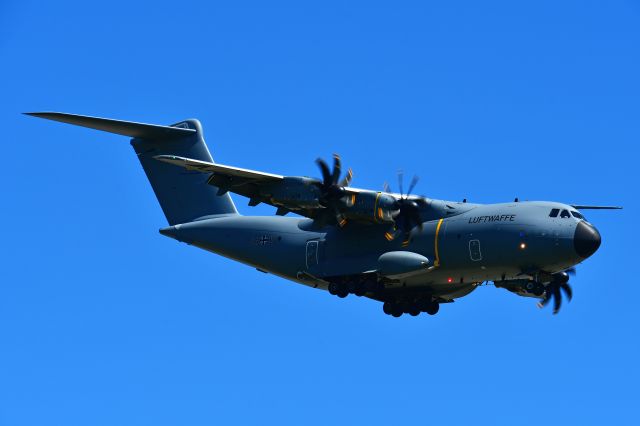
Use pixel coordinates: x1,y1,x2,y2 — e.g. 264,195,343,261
560,209,571,218
549,208,560,218
571,211,585,220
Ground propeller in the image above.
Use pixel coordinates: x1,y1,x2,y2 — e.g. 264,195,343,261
384,171,425,243
537,270,574,314
315,154,353,224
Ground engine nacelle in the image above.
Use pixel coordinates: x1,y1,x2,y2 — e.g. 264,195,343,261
343,190,397,224
266,177,323,209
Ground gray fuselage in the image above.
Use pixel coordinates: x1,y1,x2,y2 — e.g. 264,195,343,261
160,200,597,301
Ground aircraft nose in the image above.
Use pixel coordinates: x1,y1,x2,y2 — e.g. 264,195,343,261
574,221,601,258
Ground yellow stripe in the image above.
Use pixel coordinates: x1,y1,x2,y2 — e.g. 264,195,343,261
434,218,444,267
373,192,382,222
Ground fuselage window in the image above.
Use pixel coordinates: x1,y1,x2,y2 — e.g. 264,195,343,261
571,211,584,220
549,208,560,217
560,209,571,218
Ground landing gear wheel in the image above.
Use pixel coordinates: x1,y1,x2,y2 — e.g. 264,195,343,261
383,301,403,317
353,284,366,297
329,282,348,298
425,302,440,315
408,306,420,316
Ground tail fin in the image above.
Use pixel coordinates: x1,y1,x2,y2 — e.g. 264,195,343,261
25,112,238,225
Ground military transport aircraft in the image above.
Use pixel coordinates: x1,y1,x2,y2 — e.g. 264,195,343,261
27,112,621,317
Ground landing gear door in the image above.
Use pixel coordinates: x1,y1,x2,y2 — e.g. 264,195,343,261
306,240,319,269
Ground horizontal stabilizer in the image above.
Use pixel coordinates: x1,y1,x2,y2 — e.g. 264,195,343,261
570,205,623,210
24,112,196,140
154,155,284,181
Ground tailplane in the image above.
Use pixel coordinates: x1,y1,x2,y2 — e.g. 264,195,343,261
25,112,237,225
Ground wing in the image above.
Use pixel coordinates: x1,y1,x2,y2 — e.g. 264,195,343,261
570,205,623,210
155,155,393,226
155,155,332,219
155,155,284,181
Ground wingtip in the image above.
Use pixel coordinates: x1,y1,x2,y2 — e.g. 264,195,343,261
23,112,60,118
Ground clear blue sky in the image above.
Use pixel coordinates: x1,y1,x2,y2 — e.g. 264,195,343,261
1,1,638,425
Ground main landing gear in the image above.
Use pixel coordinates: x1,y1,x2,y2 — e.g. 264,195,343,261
327,277,382,298
328,282,349,298
382,298,440,318
327,278,440,318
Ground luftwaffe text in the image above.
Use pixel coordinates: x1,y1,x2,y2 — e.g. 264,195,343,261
468,214,516,224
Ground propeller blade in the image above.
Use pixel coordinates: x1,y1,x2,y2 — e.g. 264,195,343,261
407,175,419,196
339,168,353,187
552,286,562,314
409,205,423,230
384,229,396,241
316,158,332,187
331,154,342,184
537,294,550,309
383,170,423,243
560,282,573,301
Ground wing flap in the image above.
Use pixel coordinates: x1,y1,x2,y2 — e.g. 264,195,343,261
154,155,284,181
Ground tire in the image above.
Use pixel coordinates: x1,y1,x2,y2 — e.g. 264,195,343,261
425,302,440,315
328,282,339,296
408,306,420,316
353,284,366,297
417,299,430,312
386,302,403,317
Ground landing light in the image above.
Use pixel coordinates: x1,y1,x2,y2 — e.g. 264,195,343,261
519,242,527,250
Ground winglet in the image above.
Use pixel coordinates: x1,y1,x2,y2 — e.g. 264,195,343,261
24,112,196,140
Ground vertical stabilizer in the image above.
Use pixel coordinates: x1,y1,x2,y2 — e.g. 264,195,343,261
25,112,238,225
130,118,237,224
